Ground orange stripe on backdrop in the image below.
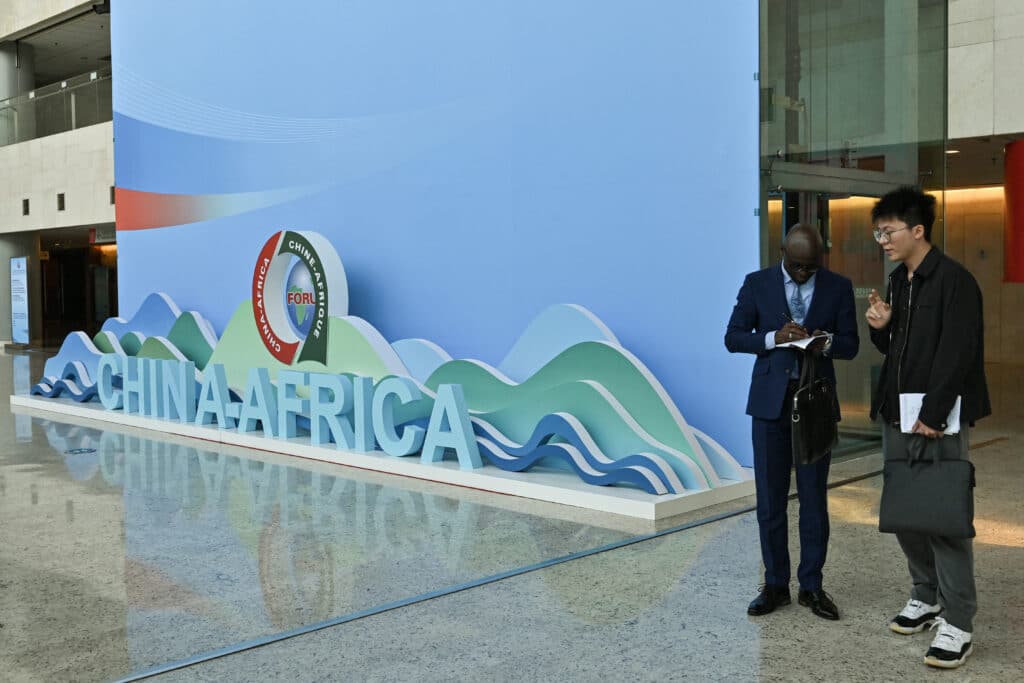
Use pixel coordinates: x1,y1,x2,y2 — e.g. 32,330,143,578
115,188,207,231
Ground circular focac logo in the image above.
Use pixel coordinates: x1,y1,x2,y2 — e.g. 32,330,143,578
252,231,348,365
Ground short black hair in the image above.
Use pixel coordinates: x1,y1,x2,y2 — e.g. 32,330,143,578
871,186,937,241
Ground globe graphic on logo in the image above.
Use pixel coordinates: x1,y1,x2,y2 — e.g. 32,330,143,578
285,260,315,337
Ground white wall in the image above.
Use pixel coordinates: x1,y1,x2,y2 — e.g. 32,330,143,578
949,0,1024,138
0,120,113,345
0,1,91,41
0,121,114,234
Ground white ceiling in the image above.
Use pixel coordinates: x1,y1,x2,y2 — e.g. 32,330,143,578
19,10,110,88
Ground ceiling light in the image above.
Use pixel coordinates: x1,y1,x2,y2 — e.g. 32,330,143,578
946,149,960,154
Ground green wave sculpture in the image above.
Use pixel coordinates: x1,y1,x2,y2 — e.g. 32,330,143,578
120,332,146,356
92,331,120,355
137,336,184,361
472,381,712,488
166,312,217,370
424,342,726,483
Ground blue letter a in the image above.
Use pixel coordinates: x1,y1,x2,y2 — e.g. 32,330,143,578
421,384,482,470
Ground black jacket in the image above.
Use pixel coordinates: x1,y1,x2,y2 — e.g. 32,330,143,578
869,248,991,428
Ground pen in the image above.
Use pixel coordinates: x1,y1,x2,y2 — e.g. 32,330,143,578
782,312,806,330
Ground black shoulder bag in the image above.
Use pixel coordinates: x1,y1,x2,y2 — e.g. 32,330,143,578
791,354,839,465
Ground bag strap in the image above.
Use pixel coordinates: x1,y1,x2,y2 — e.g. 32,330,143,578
907,434,940,463
798,352,817,388
792,354,815,424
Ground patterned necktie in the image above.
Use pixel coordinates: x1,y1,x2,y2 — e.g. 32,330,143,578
790,283,806,325
788,283,806,379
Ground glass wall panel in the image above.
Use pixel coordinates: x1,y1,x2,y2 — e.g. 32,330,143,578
759,0,948,450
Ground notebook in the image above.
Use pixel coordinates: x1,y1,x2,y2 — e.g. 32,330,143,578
899,393,961,435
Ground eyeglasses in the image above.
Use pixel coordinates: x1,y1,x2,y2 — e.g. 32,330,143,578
787,262,819,274
873,226,910,243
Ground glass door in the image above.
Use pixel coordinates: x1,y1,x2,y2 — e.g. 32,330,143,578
766,189,889,452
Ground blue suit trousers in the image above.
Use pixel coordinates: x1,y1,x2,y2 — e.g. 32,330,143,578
752,387,831,591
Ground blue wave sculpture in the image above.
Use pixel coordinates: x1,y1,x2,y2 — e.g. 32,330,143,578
32,377,97,402
42,333,106,382
289,410,672,494
33,293,217,403
38,293,192,387
475,439,666,494
391,338,452,383
101,292,182,339
471,412,684,495
33,360,97,401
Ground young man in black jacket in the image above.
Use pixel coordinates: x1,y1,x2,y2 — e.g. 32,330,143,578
865,186,991,670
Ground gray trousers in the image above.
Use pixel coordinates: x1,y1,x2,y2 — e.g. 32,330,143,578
882,424,977,632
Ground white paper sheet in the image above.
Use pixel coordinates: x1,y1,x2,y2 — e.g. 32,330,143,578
899,393,961,434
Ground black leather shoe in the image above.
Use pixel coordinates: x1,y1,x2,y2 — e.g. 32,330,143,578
747,585,791,616
798,589,840,620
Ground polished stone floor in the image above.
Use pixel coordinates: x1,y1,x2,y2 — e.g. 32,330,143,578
1,351,1021,682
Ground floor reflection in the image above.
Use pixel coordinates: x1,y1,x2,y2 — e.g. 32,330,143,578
25,415,635,675
11,354,32,440
5,352,1020,682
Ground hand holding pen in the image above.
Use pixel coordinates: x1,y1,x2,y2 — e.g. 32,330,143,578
775,313,809,345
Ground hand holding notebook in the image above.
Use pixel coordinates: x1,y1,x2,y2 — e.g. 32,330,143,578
899,393,962,435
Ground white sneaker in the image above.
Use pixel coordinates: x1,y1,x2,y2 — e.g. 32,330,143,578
889,598,943,634
924,617,973,669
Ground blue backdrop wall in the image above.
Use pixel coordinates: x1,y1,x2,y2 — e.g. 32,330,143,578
112,1,761,465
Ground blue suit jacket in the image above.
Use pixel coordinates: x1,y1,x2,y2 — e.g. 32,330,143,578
725,266,859,421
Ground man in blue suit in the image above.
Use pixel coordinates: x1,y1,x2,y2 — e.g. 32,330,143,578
725,224,859,620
